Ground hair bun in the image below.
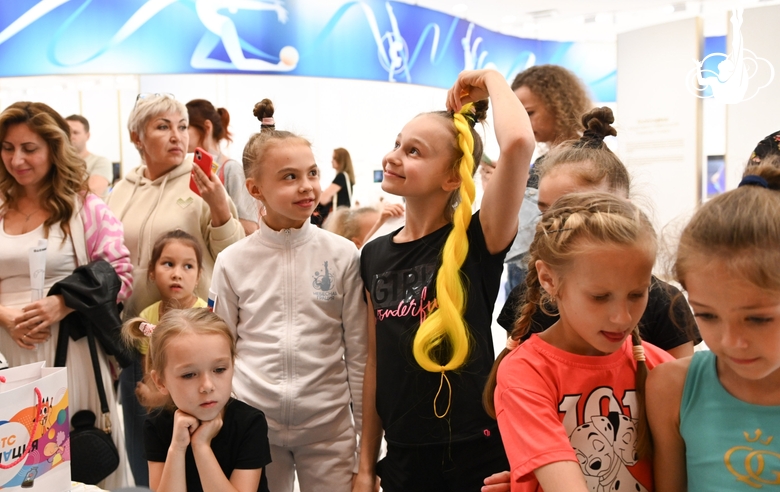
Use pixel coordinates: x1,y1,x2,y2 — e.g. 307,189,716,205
577,107,616,147
253,98,275,121
472,99,489,124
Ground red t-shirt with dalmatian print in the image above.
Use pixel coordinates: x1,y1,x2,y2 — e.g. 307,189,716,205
495,334,673,492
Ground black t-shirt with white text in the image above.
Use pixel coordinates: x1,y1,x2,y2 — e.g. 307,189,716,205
145,399,271,492
361,212,509,446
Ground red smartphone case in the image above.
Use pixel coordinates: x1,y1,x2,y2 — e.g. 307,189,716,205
190,147,217,195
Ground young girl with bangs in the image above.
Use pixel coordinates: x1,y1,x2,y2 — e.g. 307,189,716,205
123,309,271,492
210,99,367,492
485,192,674,492
131,230,208,407
355,69,535,492
647,154,780,491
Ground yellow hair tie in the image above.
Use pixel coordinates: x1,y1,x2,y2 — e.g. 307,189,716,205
433,369,452,419
633,344,646,362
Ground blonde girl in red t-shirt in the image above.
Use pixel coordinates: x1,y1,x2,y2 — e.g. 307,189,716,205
484,192,673,492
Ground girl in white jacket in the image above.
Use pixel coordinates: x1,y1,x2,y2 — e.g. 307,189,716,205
210,98,367,492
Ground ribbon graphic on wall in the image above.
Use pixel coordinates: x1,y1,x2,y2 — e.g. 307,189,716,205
0,0,619,100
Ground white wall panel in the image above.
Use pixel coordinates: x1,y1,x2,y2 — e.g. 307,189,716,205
617,18,702,232
725,4,780,188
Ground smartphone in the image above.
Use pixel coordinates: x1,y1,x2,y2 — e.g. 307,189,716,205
190,147,218,195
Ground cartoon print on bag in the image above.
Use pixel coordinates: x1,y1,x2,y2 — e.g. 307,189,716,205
313,261,336,301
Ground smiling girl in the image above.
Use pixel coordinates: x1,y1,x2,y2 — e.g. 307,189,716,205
210,99,367,492
485,192,674,492
355,69,535,492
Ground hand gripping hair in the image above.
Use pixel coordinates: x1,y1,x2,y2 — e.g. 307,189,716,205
412,104,479,418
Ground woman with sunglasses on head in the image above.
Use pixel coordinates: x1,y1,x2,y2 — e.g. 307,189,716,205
106,93,244,486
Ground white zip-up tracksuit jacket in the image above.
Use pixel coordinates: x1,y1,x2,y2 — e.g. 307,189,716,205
211,218,367,450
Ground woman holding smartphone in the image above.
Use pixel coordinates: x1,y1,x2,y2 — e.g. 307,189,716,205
106,93,244,486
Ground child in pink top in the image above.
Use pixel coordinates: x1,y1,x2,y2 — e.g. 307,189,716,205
484,193,673,492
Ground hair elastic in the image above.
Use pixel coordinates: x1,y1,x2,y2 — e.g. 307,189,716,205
261,117,275,127
738,175,769,189
461,111,477,128
632,344,646,362
748,130,780,164
574,129,606,149
506,337,519,351
433,370,452,419
139,322,156,337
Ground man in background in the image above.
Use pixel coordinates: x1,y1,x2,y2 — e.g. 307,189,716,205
66,114,113,198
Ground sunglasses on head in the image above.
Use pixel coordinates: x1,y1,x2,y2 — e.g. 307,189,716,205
134,93,175,107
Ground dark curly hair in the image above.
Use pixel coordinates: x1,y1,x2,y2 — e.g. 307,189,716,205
511,65,592,143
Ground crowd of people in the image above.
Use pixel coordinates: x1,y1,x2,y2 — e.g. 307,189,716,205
0,65,778,492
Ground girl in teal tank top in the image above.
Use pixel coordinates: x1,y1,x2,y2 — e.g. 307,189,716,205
680,351,780,490
646,154,780,491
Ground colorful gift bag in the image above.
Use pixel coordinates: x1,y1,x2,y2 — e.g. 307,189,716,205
0,362,70,491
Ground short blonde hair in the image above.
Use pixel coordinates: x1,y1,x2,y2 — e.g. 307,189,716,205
127,94,188,150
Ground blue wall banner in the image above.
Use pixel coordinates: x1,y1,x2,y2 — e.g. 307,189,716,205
1,1,619,99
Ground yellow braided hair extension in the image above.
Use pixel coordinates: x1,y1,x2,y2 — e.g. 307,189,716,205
412,104,477,377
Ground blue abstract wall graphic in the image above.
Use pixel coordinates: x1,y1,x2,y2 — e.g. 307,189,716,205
0,0,723,102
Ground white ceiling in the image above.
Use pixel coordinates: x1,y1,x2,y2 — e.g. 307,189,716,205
398,0,780,41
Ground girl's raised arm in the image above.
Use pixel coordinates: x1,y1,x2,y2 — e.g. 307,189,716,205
646,358,690,492
447,69,535,254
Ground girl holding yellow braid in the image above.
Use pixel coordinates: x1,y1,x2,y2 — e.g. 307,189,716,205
355,69,535,492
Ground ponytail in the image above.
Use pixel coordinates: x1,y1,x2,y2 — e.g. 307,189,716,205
412,104,484,417
121,316,152,353
412,106,476,374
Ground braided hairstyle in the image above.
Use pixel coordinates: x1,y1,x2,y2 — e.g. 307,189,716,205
412,100,488,376
536,107,629,197
483,192,657,457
